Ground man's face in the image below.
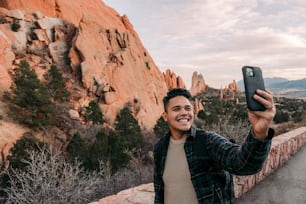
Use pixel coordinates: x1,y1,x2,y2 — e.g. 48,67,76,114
163,96,194,136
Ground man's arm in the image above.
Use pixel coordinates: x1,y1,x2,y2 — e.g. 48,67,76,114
207,89,276,175
206,129,273,175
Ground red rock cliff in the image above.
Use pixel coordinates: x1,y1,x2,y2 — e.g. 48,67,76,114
0,0,171,131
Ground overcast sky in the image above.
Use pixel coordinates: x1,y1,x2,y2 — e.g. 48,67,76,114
103,0,306,88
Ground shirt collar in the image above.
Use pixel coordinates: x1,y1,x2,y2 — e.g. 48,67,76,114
188,125,197,138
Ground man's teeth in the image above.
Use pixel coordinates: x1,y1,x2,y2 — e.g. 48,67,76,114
178,119,188,122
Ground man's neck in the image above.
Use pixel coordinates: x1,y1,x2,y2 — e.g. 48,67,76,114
170,131,188,140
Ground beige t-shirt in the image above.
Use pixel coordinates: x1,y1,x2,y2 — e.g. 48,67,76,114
162,137,198,204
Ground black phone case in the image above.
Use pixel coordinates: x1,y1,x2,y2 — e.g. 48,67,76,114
242,66,266,111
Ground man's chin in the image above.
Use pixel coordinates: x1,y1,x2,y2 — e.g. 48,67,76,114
179,125,192,131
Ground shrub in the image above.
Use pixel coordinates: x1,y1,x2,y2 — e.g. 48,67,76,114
197,110,206,120
2,147,150,203
198,118,250,144
66,130,130,173
274,110,289,124
85,100,104,124
0,133,47,198
66,132,88,162
6,132,47,170
11,19,20,32
3,148,105,204
153,116,168,139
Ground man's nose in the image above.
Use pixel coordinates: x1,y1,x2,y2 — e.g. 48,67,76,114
180,109,188,115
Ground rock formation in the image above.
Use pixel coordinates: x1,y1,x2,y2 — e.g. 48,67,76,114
0,0,172,132
0,0,196,160
163,69,186,89
189,71,206,96
220,80,241,101
228,80,241,92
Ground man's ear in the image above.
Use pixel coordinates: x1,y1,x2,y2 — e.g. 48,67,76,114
162,111,167,122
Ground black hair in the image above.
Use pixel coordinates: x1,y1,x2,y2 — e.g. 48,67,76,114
163,88,192,112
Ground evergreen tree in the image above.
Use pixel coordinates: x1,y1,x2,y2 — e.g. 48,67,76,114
85,130,109,171
0,133,47,198
107,130,130,173
7,132,47,170
115,106,143,150
85,100,104,124
197,110,206,120
45,64,70,102
153,116,168,139
66,132,87,162
10,61,55,127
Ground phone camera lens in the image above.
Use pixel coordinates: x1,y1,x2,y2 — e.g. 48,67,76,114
246,68,254,77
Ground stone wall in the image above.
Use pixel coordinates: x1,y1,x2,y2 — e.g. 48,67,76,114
90,127,306,204
233,126,306,197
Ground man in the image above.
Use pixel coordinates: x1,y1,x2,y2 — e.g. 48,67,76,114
153,88,276,204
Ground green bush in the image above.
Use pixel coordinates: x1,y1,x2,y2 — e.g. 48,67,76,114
11,19,20,32
85,100,104,124
153,116,168,139
66,130,130,173
9,61,55,127
66,132,87,162
274,110,289,124
6,132,47,170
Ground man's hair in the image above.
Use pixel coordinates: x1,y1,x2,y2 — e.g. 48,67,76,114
163,88,192,111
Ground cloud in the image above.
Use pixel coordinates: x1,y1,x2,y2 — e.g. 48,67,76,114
104,0,306,88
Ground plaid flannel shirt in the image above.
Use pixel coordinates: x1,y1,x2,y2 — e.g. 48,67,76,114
153,126,273,204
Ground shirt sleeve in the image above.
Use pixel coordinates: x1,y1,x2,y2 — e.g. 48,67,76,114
206,128,274,175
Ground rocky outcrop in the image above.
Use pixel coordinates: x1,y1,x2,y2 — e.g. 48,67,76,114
163,69,185,89
228,80,240,92
220,80,241,101
0,0,171,132
189,71,206,96
89,183,154,204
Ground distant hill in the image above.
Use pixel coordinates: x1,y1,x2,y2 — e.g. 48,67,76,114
237,77,306,99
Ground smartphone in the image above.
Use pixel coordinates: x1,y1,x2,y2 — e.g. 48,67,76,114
242,66,266,111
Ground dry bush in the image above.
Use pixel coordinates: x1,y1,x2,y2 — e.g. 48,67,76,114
197,118,250,144
2,147,152,204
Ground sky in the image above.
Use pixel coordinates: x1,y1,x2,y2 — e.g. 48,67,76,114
103,0,306,89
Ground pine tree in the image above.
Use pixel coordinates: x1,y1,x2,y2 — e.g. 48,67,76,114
10,61,55,127
115,106,143,150
45,64,70,102
85,130,109,171
153,116,169,139
107,130,130,173
7,133,47,170
85,100,104,124
66,132,87,162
